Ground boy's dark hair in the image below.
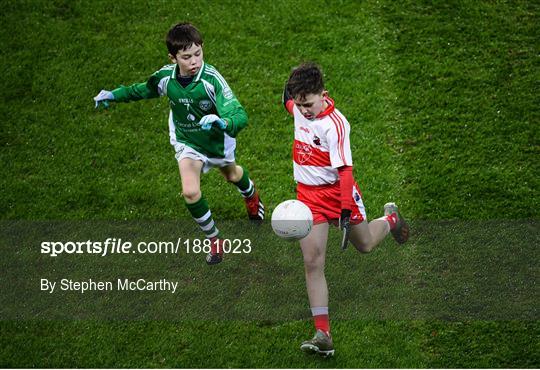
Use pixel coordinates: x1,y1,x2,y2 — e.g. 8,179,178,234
286,62,325,100
166,22,203,56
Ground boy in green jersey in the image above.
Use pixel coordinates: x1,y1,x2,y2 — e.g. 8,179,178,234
93,23,264,265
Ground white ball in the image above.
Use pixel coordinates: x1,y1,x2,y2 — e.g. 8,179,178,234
271,200,313,241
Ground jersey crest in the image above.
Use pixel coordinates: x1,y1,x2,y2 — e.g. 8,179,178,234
199,100,212,111
295,142,313,164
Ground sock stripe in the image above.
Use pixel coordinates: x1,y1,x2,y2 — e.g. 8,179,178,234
311,306,329,316
194,210,211,224
385,213,397,230
198,216,214,228
238,180,254,198
185,196,220,239
200,220,215,232
206,227,219,238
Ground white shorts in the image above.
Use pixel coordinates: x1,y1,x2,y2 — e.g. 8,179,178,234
173,143,236,173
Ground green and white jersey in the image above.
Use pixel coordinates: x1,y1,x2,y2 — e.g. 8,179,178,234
111,62,248,158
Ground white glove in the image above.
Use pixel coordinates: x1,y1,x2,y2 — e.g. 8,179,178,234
93,90,114,108
198,114,227,131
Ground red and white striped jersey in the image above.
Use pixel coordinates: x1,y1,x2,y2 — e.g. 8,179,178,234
292,97,353,186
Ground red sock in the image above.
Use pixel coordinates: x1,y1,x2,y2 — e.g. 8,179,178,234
386,212,397,230
314,314,330,335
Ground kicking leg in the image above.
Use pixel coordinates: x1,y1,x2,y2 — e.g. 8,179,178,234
348,218,390,253
349,202,410,252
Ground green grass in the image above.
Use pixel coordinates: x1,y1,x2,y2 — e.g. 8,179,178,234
1,0,538,368
1,320,538,368
379,1,539,219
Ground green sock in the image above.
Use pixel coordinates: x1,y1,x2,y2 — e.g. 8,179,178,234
234,166,255,198
185,195,219,239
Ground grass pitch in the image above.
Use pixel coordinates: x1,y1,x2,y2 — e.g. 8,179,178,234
1,0,538,368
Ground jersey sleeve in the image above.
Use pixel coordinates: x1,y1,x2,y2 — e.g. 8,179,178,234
209,69,248,138
282,82,294,115
338,166,354,210
111,66,170,102
327,114,353,168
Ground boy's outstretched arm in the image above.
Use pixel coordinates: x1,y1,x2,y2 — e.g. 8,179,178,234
93,71,164,108
111,81,160,102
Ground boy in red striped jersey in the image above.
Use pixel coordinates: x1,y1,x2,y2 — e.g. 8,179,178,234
282,63,409,357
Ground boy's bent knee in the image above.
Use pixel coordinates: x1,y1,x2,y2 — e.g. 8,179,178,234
352,240,375,253
223,172,241,183
221,165,243,183
182,190,201,203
